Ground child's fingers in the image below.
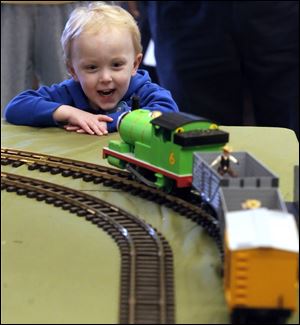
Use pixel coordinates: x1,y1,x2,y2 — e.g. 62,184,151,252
88,121,108,135
64,125,80,131
76,129,87,133
97,123,108,135
90,125,106,136
77,121,95,135
64,123,93,134
80,122,106,136
65,124,94,135
97,115,113,122
64,120,109,136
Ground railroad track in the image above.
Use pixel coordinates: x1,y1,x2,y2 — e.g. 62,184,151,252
2,172,175,324
1,148,222,254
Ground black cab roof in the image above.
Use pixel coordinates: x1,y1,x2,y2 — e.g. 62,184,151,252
151,112,211,131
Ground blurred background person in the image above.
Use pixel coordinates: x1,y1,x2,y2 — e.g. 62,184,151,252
123,0,159,84
1,1,99,111
129,1,299,138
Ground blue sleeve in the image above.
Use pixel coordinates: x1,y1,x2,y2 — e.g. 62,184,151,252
4,83,74,127
136,82,179,113
106,101,131,133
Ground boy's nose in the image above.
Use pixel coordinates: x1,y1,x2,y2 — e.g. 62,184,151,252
99,69,112,83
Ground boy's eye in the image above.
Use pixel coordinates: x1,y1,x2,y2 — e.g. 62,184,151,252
112,62,124,68
86,65,97,70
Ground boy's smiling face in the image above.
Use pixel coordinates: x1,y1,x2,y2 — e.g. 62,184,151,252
68,27,142,111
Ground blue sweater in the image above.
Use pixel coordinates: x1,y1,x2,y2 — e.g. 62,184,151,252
4,70,179,133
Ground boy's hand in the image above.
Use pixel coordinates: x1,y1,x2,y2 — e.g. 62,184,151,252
53,105,113,135
63,121,108,134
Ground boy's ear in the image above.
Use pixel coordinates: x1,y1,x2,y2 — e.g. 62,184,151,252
132,53,143,75
67,62,79,81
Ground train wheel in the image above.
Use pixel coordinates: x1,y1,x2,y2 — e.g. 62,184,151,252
171,187,192,199
107,155,127,169
154,173,174,192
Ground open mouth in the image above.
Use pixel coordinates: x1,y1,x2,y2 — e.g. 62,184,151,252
98,89,115,96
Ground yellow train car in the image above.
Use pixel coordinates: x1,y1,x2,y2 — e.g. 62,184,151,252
224,208,299,323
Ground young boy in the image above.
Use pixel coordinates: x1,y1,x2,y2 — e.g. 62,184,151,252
4,2,179,136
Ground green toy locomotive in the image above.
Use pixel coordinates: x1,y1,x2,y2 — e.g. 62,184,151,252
103,109,229,192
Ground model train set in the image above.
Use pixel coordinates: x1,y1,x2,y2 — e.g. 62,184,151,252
103,108,299,324
1,108,299,324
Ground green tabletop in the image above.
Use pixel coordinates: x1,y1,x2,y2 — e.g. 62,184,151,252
1,120,299,324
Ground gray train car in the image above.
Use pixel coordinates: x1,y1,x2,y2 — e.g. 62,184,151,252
219,187,287,237
192,151,279,216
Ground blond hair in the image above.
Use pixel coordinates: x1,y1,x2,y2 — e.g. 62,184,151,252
61,2,142,64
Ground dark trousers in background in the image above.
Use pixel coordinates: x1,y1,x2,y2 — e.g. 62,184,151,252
145,1,299,137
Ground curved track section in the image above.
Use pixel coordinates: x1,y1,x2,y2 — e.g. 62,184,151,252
1,172,175,324
1,148,223,257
